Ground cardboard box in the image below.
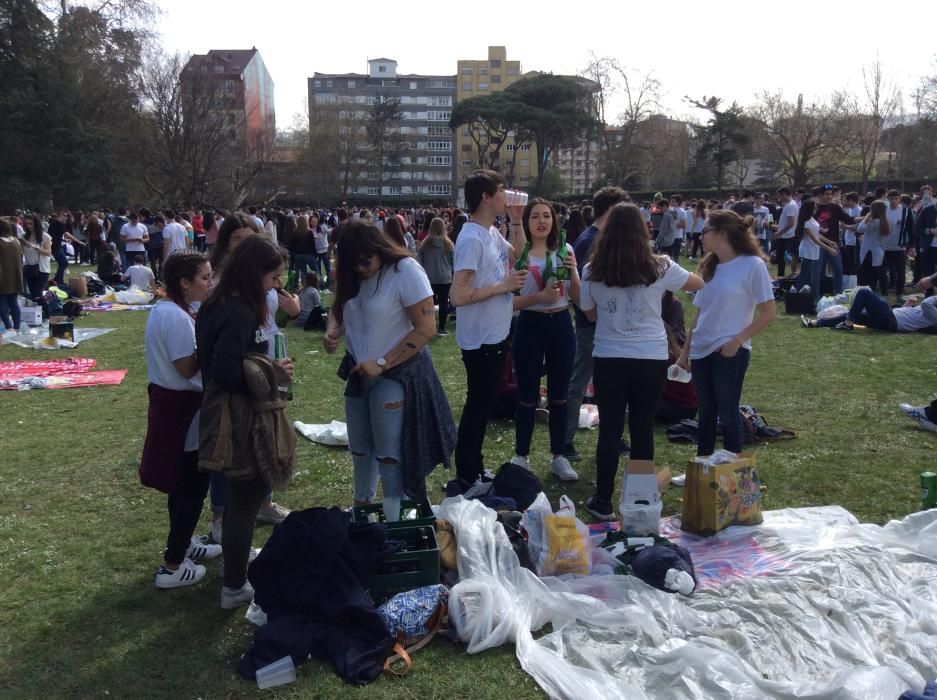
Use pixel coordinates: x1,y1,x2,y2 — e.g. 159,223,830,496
49,318,74,342
68,276,88,298
681,452,763,536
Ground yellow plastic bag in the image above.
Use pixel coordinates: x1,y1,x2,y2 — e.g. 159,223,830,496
681,453,763,536
540,496,591,576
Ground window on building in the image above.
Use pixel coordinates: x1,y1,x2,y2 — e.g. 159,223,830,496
426,110,451,121
388,185,402,195
490,59,501,68
428,96,452,106
507,66,519,76
427,184,452,195
428,124,450,136
462,160,473,167
462,83,472,92
224,79,236,92
410,81,418,90
491,75,501,84
426,155,452,166
366,186,380,195
325,80,333,88
462,144,473,152
478,83,488,91
200,65,207,73
506,144,531,152
520,159,530,167
461,66,473,74
214,64,224,73
427,140,451,151
314,79,321,88
462,127,471,137
347,80,356,88
478,67,488,75
378,65,386,73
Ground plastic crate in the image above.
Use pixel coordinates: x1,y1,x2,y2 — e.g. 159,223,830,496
784,290,815,315
350,499,435,530
367,525,440,604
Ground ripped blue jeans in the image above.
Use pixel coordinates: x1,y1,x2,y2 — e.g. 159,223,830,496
345,375,405,516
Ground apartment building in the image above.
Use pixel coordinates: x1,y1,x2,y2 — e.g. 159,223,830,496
308,58,457,201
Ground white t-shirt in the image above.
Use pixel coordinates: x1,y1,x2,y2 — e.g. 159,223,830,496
124,264,155,290
120,222,148,252
884,205,906,251
264,220,278,243
453,221,513,350
753,206,770,240
260,288,282,360
21,232,52,272
579,257,690,360
144,300,201,451
343,256,433,362
250,215,264,231
690,255,774,360
778,201,799,240
313,226,329,254
163,222,188,256
691,211,706,234
798,219,821,261
843,205,861,246
674,207,688,240
516,246,574,312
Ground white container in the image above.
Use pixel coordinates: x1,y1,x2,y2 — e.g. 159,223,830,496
21,304,43,327
255,655,296,689
667,364,692,383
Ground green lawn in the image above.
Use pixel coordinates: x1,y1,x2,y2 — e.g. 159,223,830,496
1,271,935,698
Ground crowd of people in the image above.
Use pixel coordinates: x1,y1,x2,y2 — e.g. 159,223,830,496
9,170,937,606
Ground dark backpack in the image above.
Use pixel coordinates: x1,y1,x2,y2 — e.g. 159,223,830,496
491,462,542,511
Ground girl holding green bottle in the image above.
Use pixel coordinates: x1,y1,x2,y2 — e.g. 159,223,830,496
510,198,580,481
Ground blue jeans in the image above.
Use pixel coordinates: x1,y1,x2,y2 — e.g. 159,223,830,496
345,375,405,512
820,246,843,294
52,246,69,286
315,252,330,281
818,288,896,330
691,348,751,456
796,257,821,299
512,309,575,456
294,254,317,278
670,239,682,261
0,293,21,330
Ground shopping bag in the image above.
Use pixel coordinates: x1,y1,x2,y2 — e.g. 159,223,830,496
681,452,762,536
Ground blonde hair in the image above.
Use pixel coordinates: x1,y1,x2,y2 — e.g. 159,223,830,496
419,217,453,252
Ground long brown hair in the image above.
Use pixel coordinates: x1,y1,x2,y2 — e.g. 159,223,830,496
697,210,768,282
201,235,284,328
868,200,890,237
383,215,407,248
521,198,560,251
588,202,667,287
332,220,411,325
209,212,259,270
419,217,453,252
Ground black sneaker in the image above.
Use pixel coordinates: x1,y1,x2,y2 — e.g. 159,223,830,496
561,443,582,462
584,495,616,522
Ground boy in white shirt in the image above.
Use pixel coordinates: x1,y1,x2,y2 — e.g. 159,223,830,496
123,254,157,291
449,170,527,483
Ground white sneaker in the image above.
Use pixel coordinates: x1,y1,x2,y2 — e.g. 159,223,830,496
155,558,206,589
221,582,255,609
550,456,579,481
186,536,222,561
899,403,937,432
509,454,530,470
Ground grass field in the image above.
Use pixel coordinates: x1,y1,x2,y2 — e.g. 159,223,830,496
1,266,935,698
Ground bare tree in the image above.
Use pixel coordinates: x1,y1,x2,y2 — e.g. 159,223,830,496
137,50,270,208
831,61,903,191
751,91,837,187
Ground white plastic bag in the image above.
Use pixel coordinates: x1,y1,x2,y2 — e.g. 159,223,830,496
817,303,849,320
292,419,348,446
578,404,599,429
114,286,153,305
523,494,591,577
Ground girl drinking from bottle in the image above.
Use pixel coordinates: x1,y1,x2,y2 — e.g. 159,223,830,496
510,198,580,481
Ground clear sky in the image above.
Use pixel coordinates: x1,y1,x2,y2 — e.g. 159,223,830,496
155,0,931,131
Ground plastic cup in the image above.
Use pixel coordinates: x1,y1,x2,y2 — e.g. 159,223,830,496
667,364,692,383
255,655,296,689
516,191,528,206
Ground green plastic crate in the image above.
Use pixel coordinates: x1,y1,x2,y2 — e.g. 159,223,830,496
350,499,435,530
367,525,440,604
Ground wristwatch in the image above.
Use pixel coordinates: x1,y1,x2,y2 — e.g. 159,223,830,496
376,356,387,370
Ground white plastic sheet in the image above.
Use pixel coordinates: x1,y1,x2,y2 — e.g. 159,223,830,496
437,497,937,700
293,419,348,446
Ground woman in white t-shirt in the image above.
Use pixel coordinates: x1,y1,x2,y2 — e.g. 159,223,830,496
139,251,221,589
324,221,453,519
689,199,707,259
578,203,703,521
20,214,52,301
510,199,581,482
677,210,775,458
857,200,889,294
796,199,839,300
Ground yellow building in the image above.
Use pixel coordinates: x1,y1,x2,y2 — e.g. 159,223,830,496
455,46,535,201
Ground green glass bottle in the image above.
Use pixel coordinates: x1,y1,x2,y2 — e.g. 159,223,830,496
554,229,569,281
513,242,530,295
543,252,555,284
286,269,297,293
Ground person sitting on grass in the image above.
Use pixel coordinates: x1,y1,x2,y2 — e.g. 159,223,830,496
96,241,123,285
801,287,937,332
295,270,325,330
122,254,157,292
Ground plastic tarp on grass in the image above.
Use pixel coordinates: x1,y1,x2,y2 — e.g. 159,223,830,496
438,497,937,700
0,357,127,390
2,327,115,349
